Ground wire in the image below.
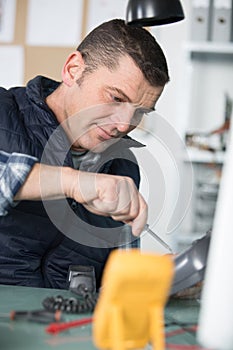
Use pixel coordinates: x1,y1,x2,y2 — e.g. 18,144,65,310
42,285,98,314
46,317,93,334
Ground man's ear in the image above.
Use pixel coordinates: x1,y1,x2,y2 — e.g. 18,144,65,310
62,51,85,86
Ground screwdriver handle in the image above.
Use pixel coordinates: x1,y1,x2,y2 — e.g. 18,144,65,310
9,309,62,323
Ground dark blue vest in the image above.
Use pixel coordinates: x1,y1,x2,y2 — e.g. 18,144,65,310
0,76,142,289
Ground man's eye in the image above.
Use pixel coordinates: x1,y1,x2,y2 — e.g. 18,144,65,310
112,96,123,103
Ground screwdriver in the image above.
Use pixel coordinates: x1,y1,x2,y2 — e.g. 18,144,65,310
144,224,173,254
0,309,62,324
122,224,173,253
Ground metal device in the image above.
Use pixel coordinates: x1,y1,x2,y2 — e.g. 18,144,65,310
170,230,211,295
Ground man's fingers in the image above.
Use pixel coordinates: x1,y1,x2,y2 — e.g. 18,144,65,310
126,194,148,236
76,171,148,230
111,193,148,236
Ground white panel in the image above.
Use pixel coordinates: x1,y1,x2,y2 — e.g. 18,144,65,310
0,0,16,42
0,45,24,88
86,0,128,35
198,116,233,349
26,0,83,46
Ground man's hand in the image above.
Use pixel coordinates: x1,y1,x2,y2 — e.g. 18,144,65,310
67,170,148,237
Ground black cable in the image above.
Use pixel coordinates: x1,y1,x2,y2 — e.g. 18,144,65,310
42,285,98,314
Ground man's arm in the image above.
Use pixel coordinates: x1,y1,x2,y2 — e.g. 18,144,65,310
0,151,37,215
14,161,147,237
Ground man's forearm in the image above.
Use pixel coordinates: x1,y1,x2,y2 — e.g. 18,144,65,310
15,163,76,201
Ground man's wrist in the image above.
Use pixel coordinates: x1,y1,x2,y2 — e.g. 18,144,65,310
61,166,78,199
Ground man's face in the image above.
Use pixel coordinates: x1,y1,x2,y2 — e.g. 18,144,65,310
62,55,164,152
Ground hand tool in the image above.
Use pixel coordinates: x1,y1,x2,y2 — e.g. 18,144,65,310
0,309,62,324
144,224,173,253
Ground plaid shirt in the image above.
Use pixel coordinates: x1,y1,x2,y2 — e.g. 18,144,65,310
0,151,37,215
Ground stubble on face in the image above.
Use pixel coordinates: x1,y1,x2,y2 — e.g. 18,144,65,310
60,55,164,153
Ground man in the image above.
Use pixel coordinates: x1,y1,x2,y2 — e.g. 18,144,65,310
0,19,169,289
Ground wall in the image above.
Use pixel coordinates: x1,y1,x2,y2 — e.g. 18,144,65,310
0,0,128,87
0,0,80,86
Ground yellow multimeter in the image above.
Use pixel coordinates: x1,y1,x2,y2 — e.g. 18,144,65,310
93,249,174,350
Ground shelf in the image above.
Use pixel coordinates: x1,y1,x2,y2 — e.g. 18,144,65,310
184,41,233,55
177,231,206,243
183,147,225,164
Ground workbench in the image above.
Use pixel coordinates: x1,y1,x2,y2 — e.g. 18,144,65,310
0,284,203,349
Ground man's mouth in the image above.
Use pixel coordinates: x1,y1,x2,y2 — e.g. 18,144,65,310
96,125,117,140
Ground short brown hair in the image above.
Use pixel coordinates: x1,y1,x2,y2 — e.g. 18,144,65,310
77,19,169,87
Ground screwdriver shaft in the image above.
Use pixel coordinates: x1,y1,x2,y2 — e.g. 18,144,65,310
144,224,173,254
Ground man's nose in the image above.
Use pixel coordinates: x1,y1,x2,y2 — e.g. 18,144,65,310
112,103,136,133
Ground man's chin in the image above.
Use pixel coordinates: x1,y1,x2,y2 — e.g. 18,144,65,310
92,137,120,153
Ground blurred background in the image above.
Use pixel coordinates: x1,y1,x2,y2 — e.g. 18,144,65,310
1,0,232,253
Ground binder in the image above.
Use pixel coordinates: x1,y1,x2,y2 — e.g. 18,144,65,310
211,0,233,42
190,0,213,41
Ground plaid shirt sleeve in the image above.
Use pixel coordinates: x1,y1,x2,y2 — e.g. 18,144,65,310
0,151,38,216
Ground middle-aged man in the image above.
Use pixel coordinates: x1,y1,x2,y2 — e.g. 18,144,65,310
0,19,169,289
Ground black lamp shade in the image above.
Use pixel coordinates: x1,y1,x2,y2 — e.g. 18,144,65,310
126,0,185,26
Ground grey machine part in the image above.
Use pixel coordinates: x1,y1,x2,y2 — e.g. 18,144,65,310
170,230,211,295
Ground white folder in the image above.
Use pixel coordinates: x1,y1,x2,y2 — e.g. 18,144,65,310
190,0,213,41
211,0,233,42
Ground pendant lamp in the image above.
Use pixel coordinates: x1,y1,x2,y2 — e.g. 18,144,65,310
126,0,185,26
